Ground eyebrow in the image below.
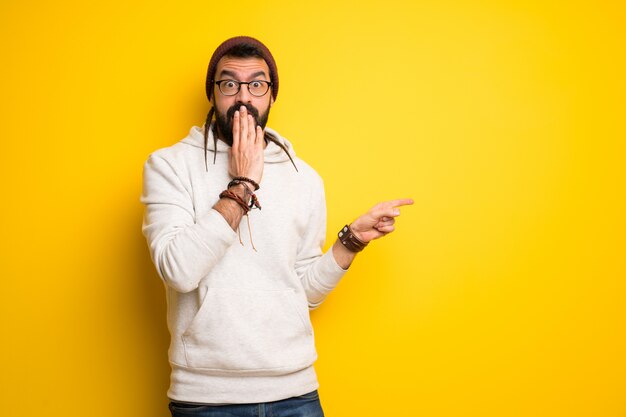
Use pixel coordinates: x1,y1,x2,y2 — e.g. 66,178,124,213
218,69,268,80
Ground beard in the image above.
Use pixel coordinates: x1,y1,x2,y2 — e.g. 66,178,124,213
214,103,270,147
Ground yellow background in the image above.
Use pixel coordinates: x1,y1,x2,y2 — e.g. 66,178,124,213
1,1,624,416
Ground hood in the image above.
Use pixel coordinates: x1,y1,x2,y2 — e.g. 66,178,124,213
181,124,297,166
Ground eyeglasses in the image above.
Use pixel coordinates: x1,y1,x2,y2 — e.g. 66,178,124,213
214,79,272,97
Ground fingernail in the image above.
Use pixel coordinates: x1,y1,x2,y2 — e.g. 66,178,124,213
240,105,246,111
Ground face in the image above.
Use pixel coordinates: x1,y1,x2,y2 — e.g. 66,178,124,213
211,56,274,146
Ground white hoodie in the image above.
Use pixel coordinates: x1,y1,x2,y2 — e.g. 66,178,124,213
141,124,347,404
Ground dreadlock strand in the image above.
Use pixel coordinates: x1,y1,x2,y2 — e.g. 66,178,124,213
213,126,218,165
203,108,214,172
265,132,298,172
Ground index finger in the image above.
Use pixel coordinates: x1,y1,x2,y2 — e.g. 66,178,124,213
232,110,240,150
386,198,414,208
370,198,414,219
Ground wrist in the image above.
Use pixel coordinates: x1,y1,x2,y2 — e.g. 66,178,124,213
349,223,367,243
228,183,248,199
332,239,356,270
226,181,262,211
219,188,250,215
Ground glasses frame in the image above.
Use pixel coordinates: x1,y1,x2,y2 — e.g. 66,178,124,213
214,79,273,97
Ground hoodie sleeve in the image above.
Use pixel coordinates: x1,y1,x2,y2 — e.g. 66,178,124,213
294,177,348,309
140,154,237,293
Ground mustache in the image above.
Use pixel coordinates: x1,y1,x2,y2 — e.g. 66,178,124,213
226,103,260,122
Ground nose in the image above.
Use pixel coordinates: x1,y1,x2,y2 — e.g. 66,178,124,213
236,83,252,103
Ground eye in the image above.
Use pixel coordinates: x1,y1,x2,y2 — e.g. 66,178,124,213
250,81,262,88
225,80,237,88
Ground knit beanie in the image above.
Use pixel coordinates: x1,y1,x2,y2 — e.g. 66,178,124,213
205,36,279,102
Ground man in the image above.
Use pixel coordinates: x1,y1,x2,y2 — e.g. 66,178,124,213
141,36,412,416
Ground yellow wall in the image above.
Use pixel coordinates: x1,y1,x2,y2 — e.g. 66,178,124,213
1,1,624,416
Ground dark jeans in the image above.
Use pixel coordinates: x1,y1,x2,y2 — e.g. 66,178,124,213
168,390,324,417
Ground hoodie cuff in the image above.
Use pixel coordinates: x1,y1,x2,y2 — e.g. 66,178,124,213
314,249,349,290
195,209,238,257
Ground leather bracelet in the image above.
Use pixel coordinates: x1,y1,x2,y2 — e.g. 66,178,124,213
227,182,262,210
219,188,259,251
338,224,368,252
219,189,250,214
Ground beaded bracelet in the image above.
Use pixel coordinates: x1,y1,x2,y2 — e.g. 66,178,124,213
229,176,260,191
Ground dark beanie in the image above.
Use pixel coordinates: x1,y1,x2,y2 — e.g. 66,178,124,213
205,36,279,102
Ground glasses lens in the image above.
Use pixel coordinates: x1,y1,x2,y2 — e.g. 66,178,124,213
248,81,270,97
219,80,239,96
